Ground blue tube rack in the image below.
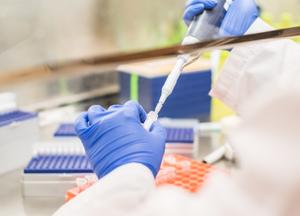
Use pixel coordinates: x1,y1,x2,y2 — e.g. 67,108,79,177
167,127,194,143
26,125,193,174
24,154,93,174
54,123,194,143
0,110,37,127
54,123,77,137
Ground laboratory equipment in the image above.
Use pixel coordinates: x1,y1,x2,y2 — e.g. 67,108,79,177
165,127,195,157
22,122,199,197
54,123,77,137
23,124,87,197
166,127,194,143
54,123,195,144
202,116,240,163
203,142,234,164
0,110,39,174
22,153,94,197
143,0,232,130
24,154,92,174
156,154,216,193
0,92,17,113
33,140,84,156
118,57,212,122
53,123,198,157
65,175,97,202
65,154,218,201
52,122,83,149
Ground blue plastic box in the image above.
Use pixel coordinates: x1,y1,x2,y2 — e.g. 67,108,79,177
54,123,77,137
24,154,93,174
118,57,212,120
0,110,37,127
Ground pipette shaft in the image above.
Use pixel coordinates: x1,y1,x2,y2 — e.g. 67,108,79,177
154,54,189,114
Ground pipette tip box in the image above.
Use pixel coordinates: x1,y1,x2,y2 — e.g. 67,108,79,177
118,57,212,120
22,122,198,197
54,123,77,137
165,127,195,157
53,123,196,157
0,110,39,174
53,123,194,142
22,154,94,197
24,154,93,174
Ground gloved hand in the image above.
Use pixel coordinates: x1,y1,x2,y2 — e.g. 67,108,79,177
74,101,167,178
183,0,259,36
183,0,217,25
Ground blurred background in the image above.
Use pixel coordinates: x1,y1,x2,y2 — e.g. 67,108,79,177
0,0,300,110
1,2,300,215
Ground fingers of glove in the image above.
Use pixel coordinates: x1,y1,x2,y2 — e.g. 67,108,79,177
220,0,258,36
87,105,106,125
74,112,89,135
185,0,217,9
183,3,205,25
183,0,217,25
231,0,257,14
108,104,122,111
124,100,147,123
150,122,167,142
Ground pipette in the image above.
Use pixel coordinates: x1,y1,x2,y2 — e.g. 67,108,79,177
143,0,232,131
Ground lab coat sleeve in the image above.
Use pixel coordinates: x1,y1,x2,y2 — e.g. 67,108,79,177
130,171,264,216
53,163,155,216
210,18,300,114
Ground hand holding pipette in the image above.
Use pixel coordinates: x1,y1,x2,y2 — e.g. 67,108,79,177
143,0,232,131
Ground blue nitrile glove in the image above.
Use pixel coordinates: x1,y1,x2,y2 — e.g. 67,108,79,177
183,0,259,36
183,0,217,25
74,101,167,178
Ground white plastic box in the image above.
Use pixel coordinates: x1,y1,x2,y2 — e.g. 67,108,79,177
23,173,95,197
0,110,39,174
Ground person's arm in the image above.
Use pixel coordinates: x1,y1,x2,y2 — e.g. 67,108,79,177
53,163,155,216
53,101,166,216
210,18,300,114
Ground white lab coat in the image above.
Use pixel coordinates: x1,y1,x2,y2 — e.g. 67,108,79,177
53,19,300,216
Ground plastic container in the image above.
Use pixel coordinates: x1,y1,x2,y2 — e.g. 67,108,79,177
118,57,212,120
0,110,39,174
22,154,94,197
